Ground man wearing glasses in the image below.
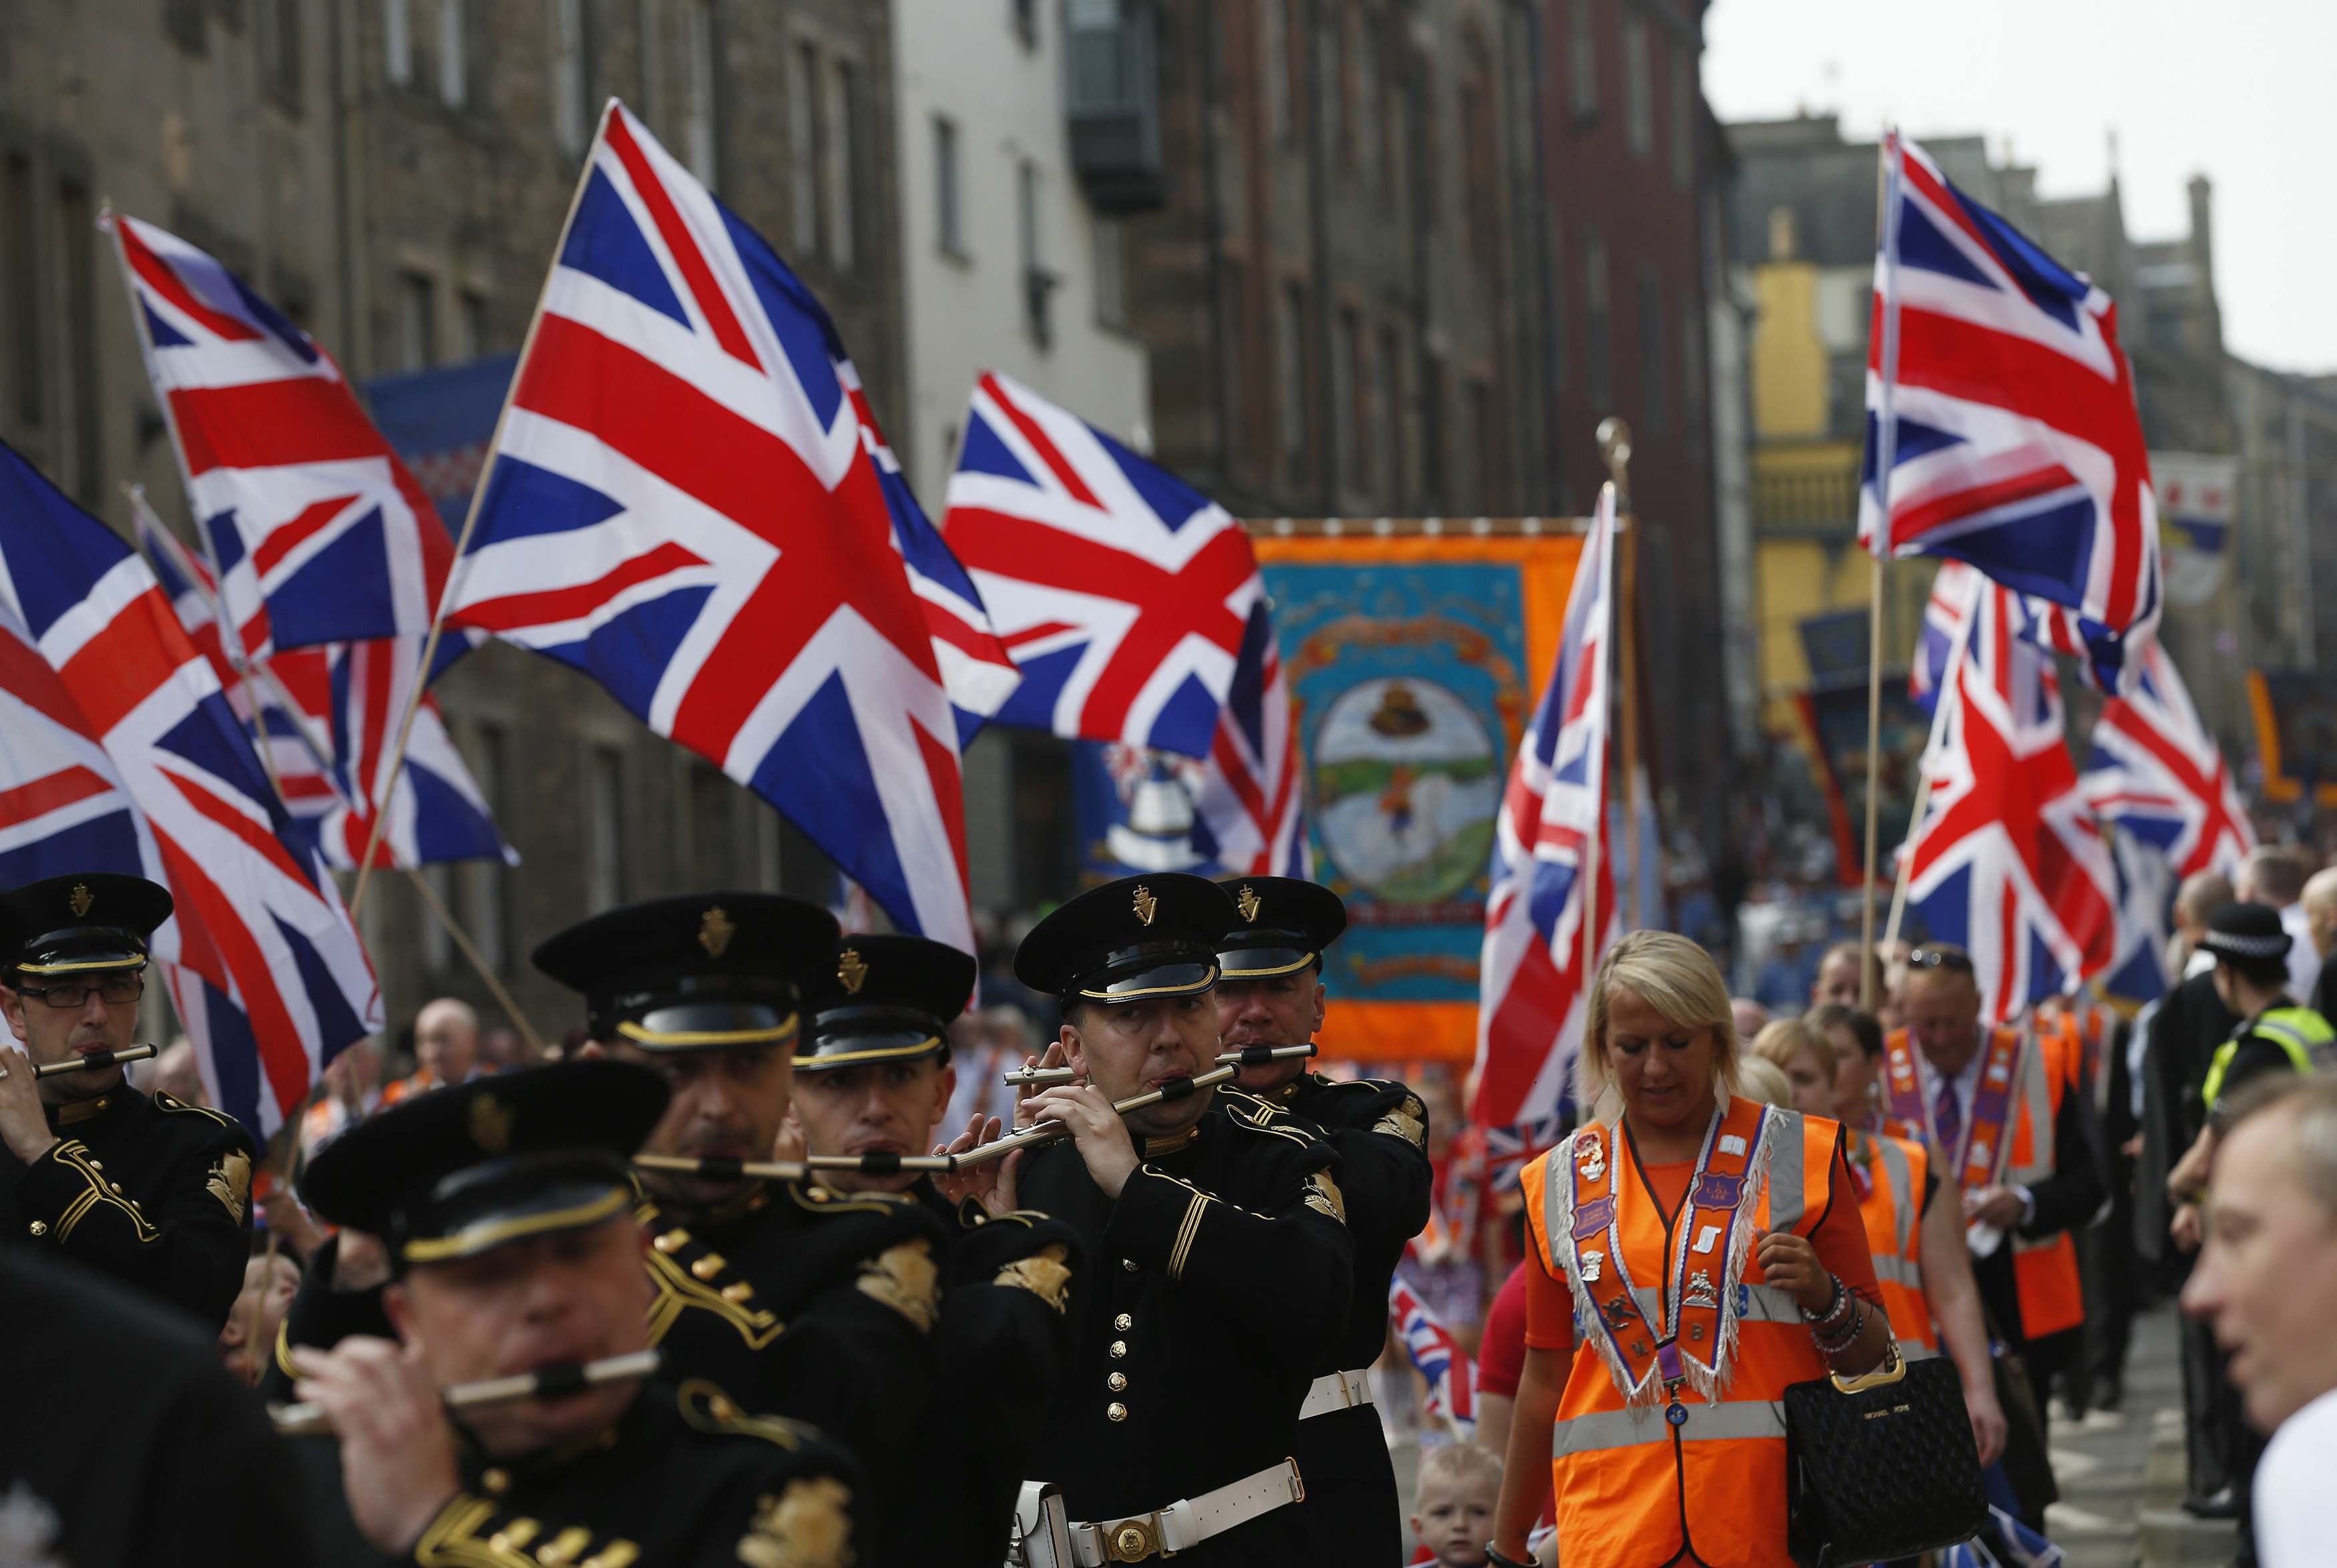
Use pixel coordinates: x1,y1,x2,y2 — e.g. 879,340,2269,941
0,872,254,1330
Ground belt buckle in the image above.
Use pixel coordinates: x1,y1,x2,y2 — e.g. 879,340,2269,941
1104,1513,1166,1562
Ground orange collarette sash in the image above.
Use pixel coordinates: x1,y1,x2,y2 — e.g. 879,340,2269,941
1558,1096,1773,1416
1883,1028,2023,1194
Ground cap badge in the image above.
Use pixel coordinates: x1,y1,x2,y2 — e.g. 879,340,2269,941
469,1093,514,1155
698,906,736,959
1132,884,1157,927
1235,884,1261,924
67,883,93,918
837,947,868,995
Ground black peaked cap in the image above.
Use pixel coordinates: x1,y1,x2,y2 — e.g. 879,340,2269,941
797,935,976,1069
1216,876,1347,980
1014,872,1237,1002
0,872,174,978
533,892,840,1052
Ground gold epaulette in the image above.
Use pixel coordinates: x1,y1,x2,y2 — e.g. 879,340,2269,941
677,1378,821,1451
154,1089,240,1129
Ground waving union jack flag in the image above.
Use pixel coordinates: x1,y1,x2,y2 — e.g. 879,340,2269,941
2081,639,2254,881
108,214,455,654
1862,132,2160,691
944,372,1265,758
0,442,380,1135
442,101,1000,949
1901,578,2116,1023
1472,491,1618,1130
1390,1277,1478,1439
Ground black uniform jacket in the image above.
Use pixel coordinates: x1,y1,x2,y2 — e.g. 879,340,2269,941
638,1178,947,1552
0,1248,315,1567
297,1377,863,1567
1018,1089,1353,1564
0,1085,254,1330
889,1182,1083,1567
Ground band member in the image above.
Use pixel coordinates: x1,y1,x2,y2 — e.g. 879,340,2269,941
0,872,254,1330
791,934,1082,1567
289,1059,861,1566
536,891,945,1553
1012,872,1353,1566
1215,876,1431,1566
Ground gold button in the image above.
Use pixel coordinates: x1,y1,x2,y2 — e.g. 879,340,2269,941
1106,1401,1128,1422
720,1281,755,1303
1114,1313,1133,1331
711,1394,741,1420
1108,1340,1126,1359
481,1468,510,1496
653,1230,690,1254
1107,1372,1126,1392
87,1160,101,1171
1121,1258,1138,1272
28,1221,46,1238
489,1519,542,1551
689,1252,727,1280
110,1183,123,1194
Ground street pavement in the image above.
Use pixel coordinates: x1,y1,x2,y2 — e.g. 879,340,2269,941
2048,1302,2236,1568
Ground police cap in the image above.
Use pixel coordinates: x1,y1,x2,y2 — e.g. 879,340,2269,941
299,1059,668,1268
533,892,839,1053
2199,902,2292,966
1014,873,1235,1003
1216,876,1347,981
0,872,174,981
797,935,975,1071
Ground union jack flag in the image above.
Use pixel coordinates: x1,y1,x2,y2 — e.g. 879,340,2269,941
1862,132,2160,692
2081,639,2254,881
2099,821,2171,1006
135,495,510,872
0,441,380,1135
943,372,1264,758
1472,491,1619,1130
441,101,1000,949
1901,577,2116,1023
1390,1277,1478,1439
108,214,455,653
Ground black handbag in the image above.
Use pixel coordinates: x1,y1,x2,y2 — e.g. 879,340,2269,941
1783,1345,1989,1568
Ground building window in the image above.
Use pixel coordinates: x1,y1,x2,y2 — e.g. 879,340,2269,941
1019,160,1056,348
384,0,412,85
1353,9,1380,186
1681,294,1706,451
1264,0,1291,143
396,270,436,370
684,1,718,186
1368,13,1394,193
1377,322,1404,505
457,289,489,359
4,154,37,428
1012,0,1039,49
933,116,964,256
550,0,589,154
1094,218,1127,330
1584,231,1611,410
1638,265,1666,435
1218,259,1247,473
1282,0,1307,142
1623,10,1653,159
789,43,821,259
437,0,467,107
1461,34,1498,272
58,181,97,502
825,59,858,268
1469,378,1496,513
1320,9,1345,168
1568,0,1597,120
1670,42,1694,188
258,0,301,106
1277,282,1307,489
587,747,626,909
1331,306,1357,487
1421,352,1446,509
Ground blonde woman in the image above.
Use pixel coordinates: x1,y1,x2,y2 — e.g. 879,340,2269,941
1749,1017,2007,1467
1489,933,1890,1568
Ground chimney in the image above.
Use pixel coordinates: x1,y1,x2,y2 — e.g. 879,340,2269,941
2187,174,2214,283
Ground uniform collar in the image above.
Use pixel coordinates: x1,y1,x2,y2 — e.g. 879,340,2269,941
1142,1124,1203,1158
47,1088,129,1129
461,1380,645,1487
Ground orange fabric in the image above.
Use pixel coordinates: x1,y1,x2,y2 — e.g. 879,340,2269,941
1854,1130,1936,1351
1518,1101,1879,1568
379,1069,438,1106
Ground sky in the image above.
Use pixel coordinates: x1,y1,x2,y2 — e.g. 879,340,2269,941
1703,0,2337,374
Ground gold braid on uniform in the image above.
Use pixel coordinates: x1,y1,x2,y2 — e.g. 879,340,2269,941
640,1203,784,1351
853,1238,939,1332
678,1378,816,1450
410,1493,646,1567
208,1148,252,1221
735,1477,855,1568
993,1243,1074,1312
45,1140,159,1243
1371,1095,1428,1148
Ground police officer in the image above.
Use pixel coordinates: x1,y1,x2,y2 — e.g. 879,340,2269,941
1012,873,1353,1567
1215,876,1431,1567
288,1058,861,1567
534,890,945,1555
790,933,1082,1567
0,872,254,1330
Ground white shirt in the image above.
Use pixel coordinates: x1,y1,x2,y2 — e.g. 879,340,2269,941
2256,1385,2337,1567
2281,903,2320,1003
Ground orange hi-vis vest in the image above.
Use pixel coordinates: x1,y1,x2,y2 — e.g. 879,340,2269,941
1520,1095,1843,1568
1852,1129,1934,1353
1882,1024,2083,1340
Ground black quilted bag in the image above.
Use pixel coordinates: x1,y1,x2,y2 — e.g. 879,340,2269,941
1783,1347,1988,1568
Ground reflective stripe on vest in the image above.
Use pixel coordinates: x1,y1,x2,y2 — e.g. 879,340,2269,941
2005,1027,2057,1187
1556,1397,1789,1457
2202,1009,2336,1109
1858,1132,1934,1350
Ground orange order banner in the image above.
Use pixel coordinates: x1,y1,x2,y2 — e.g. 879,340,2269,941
1249,530,1587,1066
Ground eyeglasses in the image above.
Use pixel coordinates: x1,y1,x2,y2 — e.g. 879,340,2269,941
17,975,144,1009
1905,948,1974,975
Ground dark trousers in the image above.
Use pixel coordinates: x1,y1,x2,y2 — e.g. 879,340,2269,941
2179,1308,2246,1503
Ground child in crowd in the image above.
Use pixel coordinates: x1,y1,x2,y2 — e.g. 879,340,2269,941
1410,1441,1502,1568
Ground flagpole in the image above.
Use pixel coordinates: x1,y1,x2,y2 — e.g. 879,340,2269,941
1882,567,1985,954
1858,129,1906,1010
1598,419,1643,933
350,99,614,918
1583,483,1618,989
403,864,548,1060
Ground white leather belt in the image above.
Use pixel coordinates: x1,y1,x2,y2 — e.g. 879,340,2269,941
1297,1367,1376,1421
1011,1459,1307,1565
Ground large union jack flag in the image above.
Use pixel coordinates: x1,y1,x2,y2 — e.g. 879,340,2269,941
943,372,1264,758
1472,491,1618,1130
1862,132,2160,692
1901,577,2116,1023
0,442,380,1135
1390,1277,1478,1439
136,498,510,872
2081,639,2254,882
441,101,1000,949
108,214,455,654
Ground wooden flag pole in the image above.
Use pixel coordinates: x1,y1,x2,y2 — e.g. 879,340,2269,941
1859,555,1886,1009
1858,129,1906,1011
1599,419,1643,934
404,866,548,1061
1582,479,1619,989
349,99,615,919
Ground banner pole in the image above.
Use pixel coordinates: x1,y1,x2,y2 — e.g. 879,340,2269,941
1858,129,1906,1010
1599,419,1643,933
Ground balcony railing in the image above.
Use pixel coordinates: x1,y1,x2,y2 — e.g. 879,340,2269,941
1753,464,1862,537
1065,0,1165,216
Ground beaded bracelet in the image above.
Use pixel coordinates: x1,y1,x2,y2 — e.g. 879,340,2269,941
1811,1298,1866,1356
1798,1274,1850,1327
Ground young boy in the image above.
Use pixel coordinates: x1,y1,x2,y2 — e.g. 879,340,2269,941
1410,1441,1502,1567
